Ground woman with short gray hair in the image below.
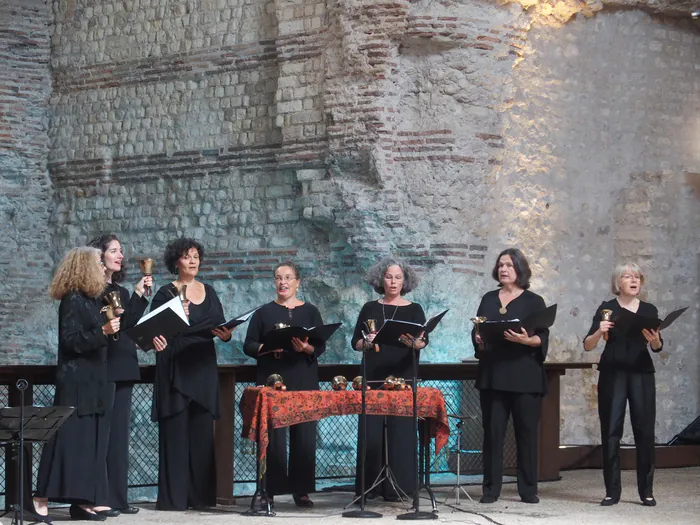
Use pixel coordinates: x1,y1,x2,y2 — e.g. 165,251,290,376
351,257,427,502
583,262,663,507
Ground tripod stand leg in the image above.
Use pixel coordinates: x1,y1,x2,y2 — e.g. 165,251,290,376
242,441,274,517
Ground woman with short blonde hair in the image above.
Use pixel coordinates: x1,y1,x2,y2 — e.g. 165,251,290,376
584,262,662,507
34,247,122,521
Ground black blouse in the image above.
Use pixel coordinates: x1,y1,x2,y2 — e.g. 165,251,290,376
103,282,149,382
585,299,663,373
243,301,325,390
470,289,549,394
54,292,112,416
351,301,427,381
150,283,225,420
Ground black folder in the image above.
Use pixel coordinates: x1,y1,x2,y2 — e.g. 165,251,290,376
372,310,449,347
125,296,190,351
478,304,557,344
259,323,342,355
217,305,262,330
614,306,688,334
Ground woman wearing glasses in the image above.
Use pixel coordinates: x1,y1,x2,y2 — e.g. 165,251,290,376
243,261,326,508
583,262,662,507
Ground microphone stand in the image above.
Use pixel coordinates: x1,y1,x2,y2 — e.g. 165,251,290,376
343,340,382,519
397,339,436,520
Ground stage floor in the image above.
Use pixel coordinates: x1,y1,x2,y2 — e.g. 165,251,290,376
29,467,700,525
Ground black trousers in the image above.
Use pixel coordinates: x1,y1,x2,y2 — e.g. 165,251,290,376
36,386,114,505
267,421,316,496
354,415,416,498
598,370,655,500
106,382,133,509
156,403,216,510
480,389,541,500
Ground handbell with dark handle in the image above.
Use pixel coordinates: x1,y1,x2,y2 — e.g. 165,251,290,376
601,309,613,342
362,318,380,352
140,258,154,296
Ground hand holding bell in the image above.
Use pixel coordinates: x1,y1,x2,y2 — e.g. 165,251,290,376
102,314,121,338
362,319,380,352
471,316,487,349
600,309,614,342
102,291,123,341
139,258,154,296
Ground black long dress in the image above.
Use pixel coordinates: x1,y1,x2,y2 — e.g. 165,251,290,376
151,283,225,510
351,300,426,499
470,289,549,501
36,292,113,506
103,282,148,510
243,301,325,496
585,299,663,501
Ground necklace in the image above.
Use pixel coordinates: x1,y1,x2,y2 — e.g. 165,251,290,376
382,301,399,326
499,306,507,315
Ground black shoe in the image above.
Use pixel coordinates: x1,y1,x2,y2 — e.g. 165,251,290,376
480,495,498,504
69,505,107,521
95,509,120,517
521,495,540,504
28,508,53,524
600,496,619,506
642,497,657,507
293,494,314,508
116,506,140,514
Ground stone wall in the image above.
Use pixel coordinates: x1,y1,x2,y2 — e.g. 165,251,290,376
2,0,699,444
0,0,55,362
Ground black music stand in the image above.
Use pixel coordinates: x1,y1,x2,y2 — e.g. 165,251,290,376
0,381,75,525
397,344,437,520
343,350,382,518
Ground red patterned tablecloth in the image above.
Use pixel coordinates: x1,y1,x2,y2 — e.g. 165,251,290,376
240,386,450,462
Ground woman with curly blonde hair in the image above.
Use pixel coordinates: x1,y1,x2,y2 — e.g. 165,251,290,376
33,247,122,522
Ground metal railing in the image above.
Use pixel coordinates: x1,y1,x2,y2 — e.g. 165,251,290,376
2,362,585,508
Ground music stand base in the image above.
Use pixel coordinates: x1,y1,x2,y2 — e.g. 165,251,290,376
396,510,438,520
242,509,276,517
342,509,383,518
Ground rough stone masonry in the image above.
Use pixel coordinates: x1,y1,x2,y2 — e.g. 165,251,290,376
1,0,699,445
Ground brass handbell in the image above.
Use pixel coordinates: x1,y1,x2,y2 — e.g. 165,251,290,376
362,318,379,352
352,376,369,391
266,374,286,391
471,316,487,350
394,377,411,391
383,375,398,390
178,284,187,302
601,309,613,342
331,375,348,391
101,291,123,341
140,257,154,296
274,323,290,330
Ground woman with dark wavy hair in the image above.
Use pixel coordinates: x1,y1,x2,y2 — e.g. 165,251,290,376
471,248,549,505
352,257,426,502
87,234,154,516
150,238,233,511
33,247,121,522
